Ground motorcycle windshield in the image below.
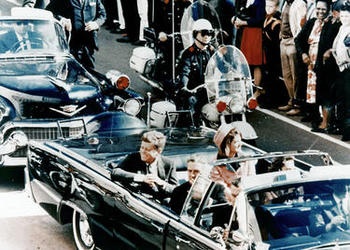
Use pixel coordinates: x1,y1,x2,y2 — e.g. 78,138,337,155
204,45,253,103
180,0,222,49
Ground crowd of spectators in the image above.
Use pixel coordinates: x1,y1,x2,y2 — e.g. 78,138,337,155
21,0,350,141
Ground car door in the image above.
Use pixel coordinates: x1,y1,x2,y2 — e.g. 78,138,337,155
27,143,72,221
165,220,223,250
106,192,174,249
164,175,225,249
28,140,175,249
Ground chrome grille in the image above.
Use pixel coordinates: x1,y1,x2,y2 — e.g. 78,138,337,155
21,126,83,140
9,126,84,158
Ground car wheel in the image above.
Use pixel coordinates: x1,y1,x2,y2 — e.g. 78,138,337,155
72,209,95,250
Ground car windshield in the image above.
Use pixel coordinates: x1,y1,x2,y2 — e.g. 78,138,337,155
0,19,68,54
0,55,100,85
248,179,350,247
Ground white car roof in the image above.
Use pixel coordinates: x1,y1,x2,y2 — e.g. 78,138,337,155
241,165,350,191
0,7,55,21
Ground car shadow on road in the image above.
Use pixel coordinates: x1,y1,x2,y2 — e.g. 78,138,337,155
0,167,24,192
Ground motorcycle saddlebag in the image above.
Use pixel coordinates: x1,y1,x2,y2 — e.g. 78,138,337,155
129,47,156,74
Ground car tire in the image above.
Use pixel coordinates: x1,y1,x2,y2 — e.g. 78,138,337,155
72,209,95,250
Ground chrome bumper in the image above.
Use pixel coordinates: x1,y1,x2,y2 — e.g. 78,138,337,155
0,119,86,167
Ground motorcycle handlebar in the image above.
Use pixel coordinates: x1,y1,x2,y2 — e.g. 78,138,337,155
181,84,205,94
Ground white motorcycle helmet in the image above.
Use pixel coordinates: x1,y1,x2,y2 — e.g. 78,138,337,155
192,19,214,44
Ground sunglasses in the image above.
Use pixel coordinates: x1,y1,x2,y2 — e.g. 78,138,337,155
199,29,215,37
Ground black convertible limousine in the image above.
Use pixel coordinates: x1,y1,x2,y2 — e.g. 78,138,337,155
26,128,345,250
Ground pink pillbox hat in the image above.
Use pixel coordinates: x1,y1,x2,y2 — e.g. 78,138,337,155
213,123,236,148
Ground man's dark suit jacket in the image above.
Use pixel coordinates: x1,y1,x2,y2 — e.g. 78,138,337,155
111,152,178,197
169,181,191,214
46,0,106,50
0,30,42,53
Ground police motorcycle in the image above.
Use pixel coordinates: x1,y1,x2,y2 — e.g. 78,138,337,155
129,0,191,99
200,44,258,141
129,29,183,99
131,0,257,142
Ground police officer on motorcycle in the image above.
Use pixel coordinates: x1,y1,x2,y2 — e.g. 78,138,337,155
176,19,215,127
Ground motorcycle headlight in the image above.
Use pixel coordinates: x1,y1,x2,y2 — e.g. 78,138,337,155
123,99,141,116
228,94,244,113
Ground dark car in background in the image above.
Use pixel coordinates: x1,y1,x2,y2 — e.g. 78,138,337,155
0,8,145,166
25,126,340,250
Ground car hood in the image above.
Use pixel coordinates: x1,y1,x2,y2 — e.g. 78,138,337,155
0,75,100,102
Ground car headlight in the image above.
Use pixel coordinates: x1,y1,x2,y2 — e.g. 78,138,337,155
228,94,244,113
10,131,28,148
0,131,28,156
123,99,141,116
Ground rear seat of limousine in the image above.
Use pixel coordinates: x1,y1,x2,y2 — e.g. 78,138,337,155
105,150,217,184
106,143,264,183
256,206,311,240
167,151,217,184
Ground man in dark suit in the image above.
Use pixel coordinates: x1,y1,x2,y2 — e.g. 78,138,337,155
169,155,206,214
111,130,178,199
309,184,349,236
0,20,43,53
46,0,106,69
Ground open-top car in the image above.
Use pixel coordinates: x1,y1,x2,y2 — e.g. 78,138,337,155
0,8,145,166
25,127,340,249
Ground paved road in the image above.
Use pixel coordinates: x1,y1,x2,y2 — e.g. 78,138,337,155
0,168,75,249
